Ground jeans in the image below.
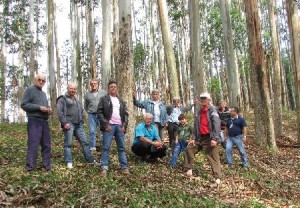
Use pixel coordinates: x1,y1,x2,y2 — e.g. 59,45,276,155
26,118,51,171
169,140,187,168
88,113,100,148
101,124,128,170
226,134,248,167
63,122,94,163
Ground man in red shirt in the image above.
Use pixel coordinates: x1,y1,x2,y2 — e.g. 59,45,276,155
184,93,222,185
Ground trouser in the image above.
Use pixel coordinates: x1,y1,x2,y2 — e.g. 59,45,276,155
88,113,100,149
63,122,95,163
154,122,164,140
184,135,222,178
167,122,179,149
26,117,51,171
132,142,167,159
169,140,188,167
226,134,248,167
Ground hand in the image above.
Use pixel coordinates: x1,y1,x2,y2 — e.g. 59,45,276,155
188,139,195,146
47,108,53,115
121,127,125,133
40,106,48,113
243,136,247,142
211,139,218,147
165,123,168,128
175,140,178,145
105,125,112,132
153,141,163,149
64,123,71,130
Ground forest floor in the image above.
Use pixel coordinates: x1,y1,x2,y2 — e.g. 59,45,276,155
0,111,299,207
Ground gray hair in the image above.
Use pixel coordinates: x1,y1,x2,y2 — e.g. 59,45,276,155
68,82,78,88
144,113,153,119
151,89,159,94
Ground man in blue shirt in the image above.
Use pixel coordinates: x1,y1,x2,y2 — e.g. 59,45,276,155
132,113,167,162
224,106,248,167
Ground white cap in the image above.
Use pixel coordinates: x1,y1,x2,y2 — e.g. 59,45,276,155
200,92,211,100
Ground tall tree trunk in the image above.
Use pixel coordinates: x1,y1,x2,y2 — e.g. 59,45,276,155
0,33,6,122
102,0,112,87
29,0,36,83
47,0,57,117
244,0,277,150
286,0,300,143
87,0,97,79
117,0,135,142
53,0,61,96
268,0,282,137
157,0,180,100
189,0,206,101
219,0,241,107
112,0,119,79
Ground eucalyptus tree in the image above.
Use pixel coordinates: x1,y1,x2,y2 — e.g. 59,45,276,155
87,0,97,79
244,0,277,150
286,0,300,143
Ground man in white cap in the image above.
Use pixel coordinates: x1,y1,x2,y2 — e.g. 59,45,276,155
185,92,222,185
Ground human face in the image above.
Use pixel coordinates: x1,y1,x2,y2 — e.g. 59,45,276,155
35,75,46,89
151,92,159,101
230,108,238,117
90,81,99,92
200,97,209,107
179,118,187,126
173,99,180,107
108,83,118,96
220,102,226,109
67,84,77,97
144,116,153,126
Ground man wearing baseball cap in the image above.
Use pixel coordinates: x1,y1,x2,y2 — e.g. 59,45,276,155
184,92,222,185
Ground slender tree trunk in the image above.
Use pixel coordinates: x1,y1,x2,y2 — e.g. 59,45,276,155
47,0,57,118
86,0,97,79
286,0,300,143
244,0,277,150
189,0,206,101
268,0,282,137
53,0,61,96
117,0,135,142
29,0,36,83
157,0,180,100
112,0,119,79
0,33,6,122
102,0,112,87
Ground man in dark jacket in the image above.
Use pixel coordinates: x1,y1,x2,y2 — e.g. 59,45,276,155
21,73,52,172
184,92,222,185
97,80,129,176
217,100,231,148
57,82,97,169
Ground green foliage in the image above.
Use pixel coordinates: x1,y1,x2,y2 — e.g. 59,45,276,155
133,41,148,70
209,78,222,102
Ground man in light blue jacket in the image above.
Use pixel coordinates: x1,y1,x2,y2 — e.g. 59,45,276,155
133,89,167,140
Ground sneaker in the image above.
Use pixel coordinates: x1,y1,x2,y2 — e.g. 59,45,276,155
186,169,193,177
121,168,130,175
101,169,107,177
90,147,96,151
215,178,221,185
67,163,73,169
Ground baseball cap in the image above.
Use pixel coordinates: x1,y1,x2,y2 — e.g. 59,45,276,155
199,92,211,100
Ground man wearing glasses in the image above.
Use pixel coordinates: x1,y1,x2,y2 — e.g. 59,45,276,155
84,79,106,151
21,73,52,172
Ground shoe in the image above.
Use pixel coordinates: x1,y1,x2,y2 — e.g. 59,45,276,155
215,178,221,185
88,160,101,166
186,169,193,177
121,168,130,175
67,163,73,169
101,169,107,177
90,147,96,151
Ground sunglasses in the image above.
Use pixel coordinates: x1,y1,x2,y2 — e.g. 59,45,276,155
38,79,46,83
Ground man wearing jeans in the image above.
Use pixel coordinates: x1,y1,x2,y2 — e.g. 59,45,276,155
21,73,52,172
57,82,97,169
97,80,129,176
225,106,248,168
84,79,106,151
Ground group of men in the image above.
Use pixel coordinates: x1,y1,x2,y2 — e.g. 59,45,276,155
21,73,248,185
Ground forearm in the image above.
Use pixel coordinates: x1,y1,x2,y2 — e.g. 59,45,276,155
140,136,155,145
243,127,247,137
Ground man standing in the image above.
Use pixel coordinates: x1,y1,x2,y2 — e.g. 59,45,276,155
132,113,167,162
21,73,52,172
97,80,129,176
217,100,231,148
225,107,248,168
57,82,97,169
184,93,222,184
84,79,106,151
166,98,194,150
133,89,167,140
